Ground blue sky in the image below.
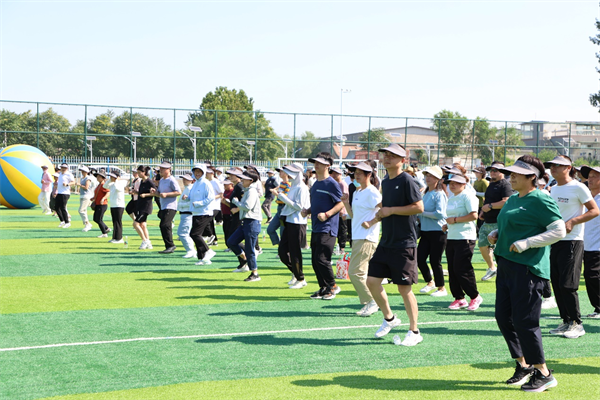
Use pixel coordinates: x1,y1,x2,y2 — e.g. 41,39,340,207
2,1,599,137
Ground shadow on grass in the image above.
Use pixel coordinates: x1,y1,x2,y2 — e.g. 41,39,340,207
177,294,298,301
195,334,383,347
206,310,359,318
471,359,600,375
291,375,507,391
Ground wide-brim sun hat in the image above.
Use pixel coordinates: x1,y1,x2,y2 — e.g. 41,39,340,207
423,166,443,180
543,156,572,169
446,174,467,184
378,143,407,158
580,165,600,179
347,162,373,173
499,160,542,178
158,161,172,169
94,171,106,179
78,166,89,173
486,162,505,171
179,174,194,181
308,156,332,166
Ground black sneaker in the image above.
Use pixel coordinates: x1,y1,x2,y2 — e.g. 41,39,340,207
506,361,534,385
210,241,218,246
244,273,261,282
310,288,325,299
521,369,557,392
322,287,336,300
158,246,176,254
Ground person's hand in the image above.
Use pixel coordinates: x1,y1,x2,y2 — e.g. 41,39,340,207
483,203,492,213
565,219,574,234
301,208,309,218
270,188,278,196
150,188,156,194
341,193,349,202
231,207,239,214
342,214,347,221
160,193,168,199
52,194,57,198
362,220,371,229
182,194,188,200
488,230,498,245
442,224,448,233
318,212,328,222
376,207,392,219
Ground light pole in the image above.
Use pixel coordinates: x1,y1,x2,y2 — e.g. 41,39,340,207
418,143,432,165
340,89,351,163
240,143,253,164
87,136,96,162
274,140,289,159
488,139,499,162
183,126,201,162
124,131,142,165
293,147,303,157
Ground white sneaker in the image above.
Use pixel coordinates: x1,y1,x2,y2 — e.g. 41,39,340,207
430,288,448,297
82,224,92,232
541,297,557,310
44,211,53,215
58,221,65,227
203,249,216,262
183,251,196,259
563,322,586,339
195,260,212,266
145,242,153,250
419,284,436,294
443,269,449,276
203,235,215,245
62,223,71,228
256,248,263,256
112,239,124,244
139,241,148,250
381,278,390,285
97,234,108,238
289,280,307,289
233,265,250,273
394,330,424,347
357,300,379,317
288,276,298,285
481,268,497,281
375,315,402,338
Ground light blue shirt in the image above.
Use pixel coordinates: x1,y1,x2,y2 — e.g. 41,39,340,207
418,190,447,232
189,177,215,216
446,191,479,240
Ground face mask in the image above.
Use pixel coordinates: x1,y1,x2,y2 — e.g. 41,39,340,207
353,179,360,187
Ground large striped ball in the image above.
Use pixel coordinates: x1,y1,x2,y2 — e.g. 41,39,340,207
0,144,55,209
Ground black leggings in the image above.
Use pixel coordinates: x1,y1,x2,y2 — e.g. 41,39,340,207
417,230,447,287
279,221,306,281
55,194,70,222
93,204,109,234
110,207,124,241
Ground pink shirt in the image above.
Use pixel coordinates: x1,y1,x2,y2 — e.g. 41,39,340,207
338,179,349,215
41,171,53,192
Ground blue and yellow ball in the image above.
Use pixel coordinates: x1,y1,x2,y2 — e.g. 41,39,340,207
0,144,55,209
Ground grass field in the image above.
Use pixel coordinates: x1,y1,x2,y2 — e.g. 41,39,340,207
1,199,599,400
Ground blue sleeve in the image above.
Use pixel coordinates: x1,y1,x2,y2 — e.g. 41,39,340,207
329,179,342,203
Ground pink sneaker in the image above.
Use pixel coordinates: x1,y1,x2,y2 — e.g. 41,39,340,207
467,295,483,311
448,299,468,310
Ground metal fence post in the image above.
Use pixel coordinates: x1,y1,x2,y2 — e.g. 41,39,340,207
367,116,372,155
503,121,508,164
173,109,177,162
36,103,40,148
84,105,88,159
471,122,475,170
330,115,334,155
404,117,408,150
293,114,296,156
214,111,218,163
129,107,133,162
254,111,258,161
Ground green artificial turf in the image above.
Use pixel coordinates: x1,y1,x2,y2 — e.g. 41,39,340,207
1,205,599,400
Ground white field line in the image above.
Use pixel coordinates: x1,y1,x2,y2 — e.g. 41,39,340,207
0,318,497,353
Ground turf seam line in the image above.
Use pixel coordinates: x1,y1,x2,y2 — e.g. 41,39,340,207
0,318,496,352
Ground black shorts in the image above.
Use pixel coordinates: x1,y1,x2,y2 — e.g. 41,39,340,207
135,212,149,223
126,199,137,215
368,246,418,285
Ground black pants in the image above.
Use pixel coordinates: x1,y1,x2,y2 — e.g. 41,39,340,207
215,210,223,224
279,221,306,281
93,204,109,234
311,232,337,289
337,215,348,249
262,197,273,220
55,194,70,223
550,240,583,324
190,215,212,260
446,239,479,300
417,230,447,287
158,209,177,249
584,251,600,314
495,256,546,365
110,207,124,240
202,210,218,240
222,214,234,245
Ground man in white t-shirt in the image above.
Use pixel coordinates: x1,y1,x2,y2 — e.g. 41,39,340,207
545,155,599,339
579,166,600,319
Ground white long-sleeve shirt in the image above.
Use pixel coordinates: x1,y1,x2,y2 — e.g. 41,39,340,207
189,178,215,216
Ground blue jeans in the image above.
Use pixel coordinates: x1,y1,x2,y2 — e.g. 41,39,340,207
227,219,261,271
177,213,194,252
267,203,285,245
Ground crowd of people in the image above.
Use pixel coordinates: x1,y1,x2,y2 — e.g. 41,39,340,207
37,145,600,392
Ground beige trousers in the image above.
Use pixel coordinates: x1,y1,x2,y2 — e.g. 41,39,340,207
348,239,378,304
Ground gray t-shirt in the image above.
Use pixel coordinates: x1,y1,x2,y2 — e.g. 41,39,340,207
80,176,95,199
158,176,181,210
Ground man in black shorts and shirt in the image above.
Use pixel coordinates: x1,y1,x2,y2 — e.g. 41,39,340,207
366,144,424,346
479,161,513,281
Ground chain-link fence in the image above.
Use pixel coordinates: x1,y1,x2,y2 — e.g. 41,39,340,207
2,100,599,170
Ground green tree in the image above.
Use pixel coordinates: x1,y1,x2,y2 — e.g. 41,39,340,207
472,117,496,165
495,125,524,163
590,19,600,110
536,148,558,163
432,110,470,158
20,108,72,156
296,131,321,159
358,127,389,150
186,86,282,162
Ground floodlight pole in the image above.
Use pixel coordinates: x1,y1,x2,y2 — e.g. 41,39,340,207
125,131,141,165
275,141,289,159
188,126,202,162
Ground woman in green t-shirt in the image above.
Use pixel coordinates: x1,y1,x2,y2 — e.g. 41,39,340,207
488,155,565,393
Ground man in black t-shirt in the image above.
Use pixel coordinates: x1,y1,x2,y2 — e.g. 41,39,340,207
479,161,513,281
366,144,424,347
